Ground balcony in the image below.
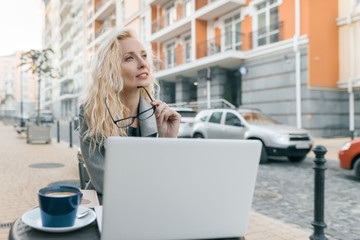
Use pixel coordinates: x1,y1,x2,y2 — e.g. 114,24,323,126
155,32,245,79
150,14,191,42
60,55,72,67
60,33,72,49
249,22,284,49
60,88,74,96
60,0,72,16
149,0,169,5
158,46,192,71
95,18,115,39
60,17,72,33
94,0,115,21
197,31,244,59
45,94,52,103
195,0,245,20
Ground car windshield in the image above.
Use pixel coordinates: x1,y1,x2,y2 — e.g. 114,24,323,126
239,111,279,125
177,111,197,118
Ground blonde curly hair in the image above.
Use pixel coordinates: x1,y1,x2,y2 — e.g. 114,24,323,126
80,27,159,148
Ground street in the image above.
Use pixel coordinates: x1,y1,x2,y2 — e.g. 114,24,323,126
48,122,360,239
253,156,360,240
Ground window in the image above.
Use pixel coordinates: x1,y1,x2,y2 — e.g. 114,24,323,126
165,3,176,26
255,0,279,47
184,35,191,62
166,42,176,68
120,0,125,24
224,13,242,51
225,112,242,126
208,112,222,124
141,16,146,43
184,0,192,17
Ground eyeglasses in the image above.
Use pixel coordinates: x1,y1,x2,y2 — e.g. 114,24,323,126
105,86,156,128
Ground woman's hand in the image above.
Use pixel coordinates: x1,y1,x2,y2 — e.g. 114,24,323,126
151,100,181,138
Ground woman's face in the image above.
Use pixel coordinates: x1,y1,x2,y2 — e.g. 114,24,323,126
120,37,151,91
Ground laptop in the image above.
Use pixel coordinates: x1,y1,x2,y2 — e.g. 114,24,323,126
101,137,261,240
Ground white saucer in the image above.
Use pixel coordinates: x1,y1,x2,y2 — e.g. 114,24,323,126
21,206,96,233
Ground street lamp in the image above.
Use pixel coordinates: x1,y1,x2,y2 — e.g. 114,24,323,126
20,70,25,128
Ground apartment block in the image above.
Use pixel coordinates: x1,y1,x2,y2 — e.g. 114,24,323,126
147,0,359,137
42,0,86,120
41,0,360,137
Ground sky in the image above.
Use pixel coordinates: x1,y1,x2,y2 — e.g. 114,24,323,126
0,0,42,57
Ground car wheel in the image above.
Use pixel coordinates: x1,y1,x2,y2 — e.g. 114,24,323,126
353,157,360,178
193,133,204,138
259,144,268,164
288,155,306,162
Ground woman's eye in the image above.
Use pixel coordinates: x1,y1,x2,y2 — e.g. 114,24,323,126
125,56,134,61
142,54,147,59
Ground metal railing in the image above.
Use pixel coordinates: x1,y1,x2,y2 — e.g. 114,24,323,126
157,46,192,70
196,0,219,10
151,12,186,33
197,31,244,59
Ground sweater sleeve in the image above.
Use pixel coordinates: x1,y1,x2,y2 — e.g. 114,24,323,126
78,105,105,194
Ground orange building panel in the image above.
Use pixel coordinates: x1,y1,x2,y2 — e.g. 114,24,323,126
307,0,338,88
176,44,183,66
279,0,295,39
195,0,208,10
176,2,183,19
196,20,207,59
242,15,252,51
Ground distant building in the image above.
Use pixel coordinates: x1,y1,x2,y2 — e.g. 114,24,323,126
0,52,37,120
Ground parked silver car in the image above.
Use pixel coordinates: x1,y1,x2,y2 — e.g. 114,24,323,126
173,107,197,138
191,108,313,163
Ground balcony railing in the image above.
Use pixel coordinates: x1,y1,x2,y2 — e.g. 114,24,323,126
196,0,218,10
249,21,284,49
60,89,74,96
95,21,114,39
196,0,208,10
95,0,110,13
157,46,192,70
152,13,186,33
197,31,244,59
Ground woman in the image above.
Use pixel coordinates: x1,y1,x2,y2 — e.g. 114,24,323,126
79,28,181,194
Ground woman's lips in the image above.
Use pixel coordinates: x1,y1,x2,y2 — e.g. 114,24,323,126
136,73,148,79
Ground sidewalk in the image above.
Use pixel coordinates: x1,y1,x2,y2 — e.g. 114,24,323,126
2,121,350,240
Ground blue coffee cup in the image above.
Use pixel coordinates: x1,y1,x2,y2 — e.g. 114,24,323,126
38,185,82,227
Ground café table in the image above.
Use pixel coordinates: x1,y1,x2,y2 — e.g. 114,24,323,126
9,207,244,240
9,218,245,240
9,217,100,240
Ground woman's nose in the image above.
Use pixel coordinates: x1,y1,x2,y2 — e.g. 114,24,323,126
137,58,146,69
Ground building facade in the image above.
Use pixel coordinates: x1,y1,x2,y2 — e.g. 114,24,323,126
337,0,360,138
42,0,87,120
0,52,37,121
148,0,359,137
40,0,360,137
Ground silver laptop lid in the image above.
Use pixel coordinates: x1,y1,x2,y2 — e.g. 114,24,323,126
102,137,261,240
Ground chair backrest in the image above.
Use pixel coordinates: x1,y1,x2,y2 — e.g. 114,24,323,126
77,149,90,189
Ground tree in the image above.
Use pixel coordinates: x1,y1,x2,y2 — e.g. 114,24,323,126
19,49,58,125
